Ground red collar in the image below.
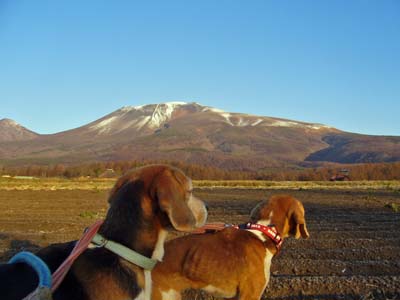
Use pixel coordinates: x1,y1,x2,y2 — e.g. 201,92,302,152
234,222,283,251
191,222,283,251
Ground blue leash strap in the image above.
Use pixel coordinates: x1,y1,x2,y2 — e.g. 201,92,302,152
8,251,52,289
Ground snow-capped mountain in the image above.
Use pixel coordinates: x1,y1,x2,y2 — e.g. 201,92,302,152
0,102,399,169
86,102,200,135
0,118,38,142
62,101,333,137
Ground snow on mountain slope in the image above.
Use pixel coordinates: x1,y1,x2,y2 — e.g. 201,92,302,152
85,101,332,135
269,119,332,130
148,102,188,128
87,102,191,134
201,104,331,129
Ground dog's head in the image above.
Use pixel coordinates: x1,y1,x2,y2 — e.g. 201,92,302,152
108,165,207,232
250,194,309,239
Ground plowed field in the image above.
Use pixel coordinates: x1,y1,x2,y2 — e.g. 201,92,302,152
0,187,399,299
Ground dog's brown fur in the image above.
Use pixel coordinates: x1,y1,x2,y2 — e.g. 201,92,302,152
152,195,309,300
1,165,207,300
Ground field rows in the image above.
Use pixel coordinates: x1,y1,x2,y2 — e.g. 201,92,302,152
193,189,400,300
0,188,399,299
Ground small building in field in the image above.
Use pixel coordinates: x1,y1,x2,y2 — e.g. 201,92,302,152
330,169,351,181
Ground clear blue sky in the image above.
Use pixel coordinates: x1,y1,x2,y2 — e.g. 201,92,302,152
1,1,399,135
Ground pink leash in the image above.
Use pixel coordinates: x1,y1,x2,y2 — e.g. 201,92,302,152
190,222,227,233
51,219,104,292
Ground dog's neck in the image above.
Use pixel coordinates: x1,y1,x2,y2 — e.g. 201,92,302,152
258,208,289,239
97,201,167,300
248,210,288,250
100,223,164,258
246,212,273,243
99,191,163,259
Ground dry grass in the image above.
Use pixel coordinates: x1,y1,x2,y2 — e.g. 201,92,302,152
0,177,114,191
0,177,399,191
195,180,400,190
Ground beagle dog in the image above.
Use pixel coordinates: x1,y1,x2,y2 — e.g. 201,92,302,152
151,194,309,300
1,164,208,300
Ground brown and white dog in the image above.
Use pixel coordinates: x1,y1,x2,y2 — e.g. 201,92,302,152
151,194,309,300
0,165,208,300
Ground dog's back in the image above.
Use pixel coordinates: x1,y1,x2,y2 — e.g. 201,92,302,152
152,195,309,300
152,227,268,300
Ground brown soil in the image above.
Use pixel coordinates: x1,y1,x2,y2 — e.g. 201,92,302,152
0,188,399,299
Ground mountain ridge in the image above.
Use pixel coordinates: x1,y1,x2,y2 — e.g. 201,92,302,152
1,102,399,169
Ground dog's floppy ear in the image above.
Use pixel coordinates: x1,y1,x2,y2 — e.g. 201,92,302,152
289,202,310,239
153,172,196,231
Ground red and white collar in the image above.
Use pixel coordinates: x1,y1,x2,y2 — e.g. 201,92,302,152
191,222,283,251
234,222,283,250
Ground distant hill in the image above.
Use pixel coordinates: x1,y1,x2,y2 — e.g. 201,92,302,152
1,102,399,170
0,118,39,142
305,133,400,163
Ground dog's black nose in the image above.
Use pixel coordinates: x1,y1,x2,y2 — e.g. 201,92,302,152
205,204,210,212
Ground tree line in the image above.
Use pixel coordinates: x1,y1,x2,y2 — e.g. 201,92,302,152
0,160,399,181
